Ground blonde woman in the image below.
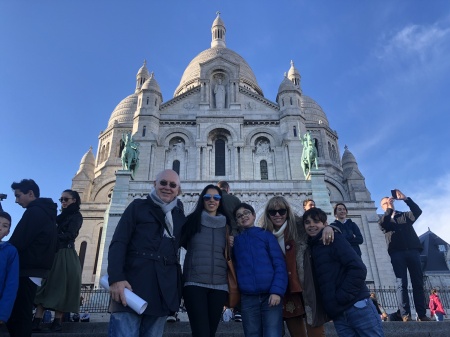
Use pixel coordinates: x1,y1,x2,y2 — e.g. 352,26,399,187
261,196,334,337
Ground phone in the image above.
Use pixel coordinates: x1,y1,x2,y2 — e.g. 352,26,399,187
391,189,397,199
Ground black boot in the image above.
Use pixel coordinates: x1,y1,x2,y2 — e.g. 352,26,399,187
31,317,42,332
49,318,62,332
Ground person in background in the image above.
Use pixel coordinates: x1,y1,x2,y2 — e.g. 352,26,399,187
181,184,229,337
330,203,363,257
429,289,446,321
107,169,186,337
233,203,287,337
33,189,83,332
378,189,430,322
217,181,242,322
304,207,385,337
261,196,332,337
7,179,57,337
302,199,315,211
370,293,388,321
0,211,19,326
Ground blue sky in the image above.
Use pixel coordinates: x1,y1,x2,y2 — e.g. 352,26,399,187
1,1,449,243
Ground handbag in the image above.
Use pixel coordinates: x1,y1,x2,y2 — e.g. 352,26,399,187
225,226,240,308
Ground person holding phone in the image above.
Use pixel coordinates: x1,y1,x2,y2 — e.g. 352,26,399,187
378,189,430,322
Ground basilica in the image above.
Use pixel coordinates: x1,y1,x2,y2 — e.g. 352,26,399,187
72,13,395,288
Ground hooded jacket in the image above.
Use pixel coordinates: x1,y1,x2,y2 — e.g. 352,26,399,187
9,198,57,277
0,242,19,322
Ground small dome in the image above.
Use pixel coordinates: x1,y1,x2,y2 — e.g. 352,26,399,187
342,146,357,166
108,93,138,127
142,73,161,92
287,60,300,79
137,60,150,77
77,147,95,175
300,95,329,126
277,76,299,94
212,12,225,27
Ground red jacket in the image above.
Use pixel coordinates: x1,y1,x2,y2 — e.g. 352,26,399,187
429,293,446,315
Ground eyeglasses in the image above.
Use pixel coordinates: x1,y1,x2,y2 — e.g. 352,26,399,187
203,194,221,201
236,210,252,220
59,197,73,202
159,180,178,188
267,209,287,217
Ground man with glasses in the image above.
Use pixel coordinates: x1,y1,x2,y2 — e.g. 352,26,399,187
7,179,57,337
107,169,186,337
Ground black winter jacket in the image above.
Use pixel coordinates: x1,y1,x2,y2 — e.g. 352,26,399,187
309,230,369,319
9,198,57,277
56,204,83,249
108,197,186,316
378,197,422,255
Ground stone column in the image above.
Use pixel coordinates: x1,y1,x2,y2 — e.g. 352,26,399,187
95,170,132,286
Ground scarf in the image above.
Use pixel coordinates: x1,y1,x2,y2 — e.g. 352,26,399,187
273,221,287,254
149,188,179,238
201,211,226,228
57,203,80,225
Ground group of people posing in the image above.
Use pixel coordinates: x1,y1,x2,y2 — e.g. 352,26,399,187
0,179,83,337
106,169,386,337
1,171,443,337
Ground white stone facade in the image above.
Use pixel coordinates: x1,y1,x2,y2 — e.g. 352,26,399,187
72,13,394,287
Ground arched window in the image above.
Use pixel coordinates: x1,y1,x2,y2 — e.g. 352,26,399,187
215,139,225,176
293,126,297,138
328,142,332,160
142,126,146,137
282,98,284,107
79,241,87,271
93,227,103,275
260,160,268,180
105,142,110,160
100,145,106,162
172,160,180,175
146,97,149,105
314,138,320,156
290,97,293,105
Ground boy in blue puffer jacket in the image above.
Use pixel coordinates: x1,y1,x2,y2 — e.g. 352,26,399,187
303,207,385,337
0,211,19,325
233,203,287,337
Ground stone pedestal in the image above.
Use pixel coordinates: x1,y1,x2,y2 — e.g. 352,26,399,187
309,169,333,222
95,170,132,286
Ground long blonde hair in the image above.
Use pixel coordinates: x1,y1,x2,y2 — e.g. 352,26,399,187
261,196,298,240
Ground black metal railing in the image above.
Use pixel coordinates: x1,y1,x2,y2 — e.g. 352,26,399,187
368,286,450,314
77,287,450,314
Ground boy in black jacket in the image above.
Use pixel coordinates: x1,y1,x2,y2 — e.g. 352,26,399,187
304,208,384,337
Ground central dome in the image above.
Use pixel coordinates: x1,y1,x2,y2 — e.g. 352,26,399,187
174,13,262,97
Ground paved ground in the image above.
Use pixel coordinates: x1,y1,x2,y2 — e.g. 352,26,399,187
1,320,449,337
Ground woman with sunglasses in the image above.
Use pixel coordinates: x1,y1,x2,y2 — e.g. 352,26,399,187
33,190,83,332
261,196,333,337
180,184,230,337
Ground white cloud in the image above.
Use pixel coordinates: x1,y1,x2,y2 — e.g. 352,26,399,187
378,21,450,60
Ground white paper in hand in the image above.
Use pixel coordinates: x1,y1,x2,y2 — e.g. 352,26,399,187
100,275,148,315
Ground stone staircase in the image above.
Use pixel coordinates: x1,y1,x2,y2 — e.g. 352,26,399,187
1,321,449,337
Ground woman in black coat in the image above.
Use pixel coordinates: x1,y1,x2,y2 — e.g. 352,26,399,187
33,190,83,332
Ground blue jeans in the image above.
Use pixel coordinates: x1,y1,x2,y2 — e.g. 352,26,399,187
241,293,283,337
390,250,426,317
109,312,167,337
333,299,385,337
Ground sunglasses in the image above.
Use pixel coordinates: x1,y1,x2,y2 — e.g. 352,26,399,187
59,197,73,203
267,209,287,216
203,194,221,201
159,180,178,188
236,210,252,220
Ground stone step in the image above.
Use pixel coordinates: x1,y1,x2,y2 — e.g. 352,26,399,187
1,321,449,337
